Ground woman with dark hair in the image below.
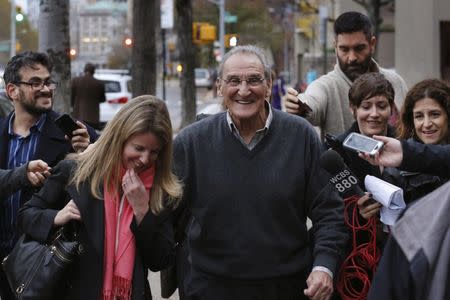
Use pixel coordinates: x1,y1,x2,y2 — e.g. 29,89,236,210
327,72,397,300
398,79,450,144
330,72,396,219
383,79,450,203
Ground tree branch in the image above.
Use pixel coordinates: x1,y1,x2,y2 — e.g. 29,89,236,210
353,0,369,10
380,0,393,6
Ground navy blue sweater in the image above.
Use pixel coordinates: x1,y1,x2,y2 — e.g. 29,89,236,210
174,110,348,279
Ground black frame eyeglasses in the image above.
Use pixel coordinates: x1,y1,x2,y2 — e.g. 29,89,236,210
14,80,58,91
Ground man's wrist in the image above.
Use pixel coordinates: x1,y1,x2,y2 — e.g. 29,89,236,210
312,266,333,279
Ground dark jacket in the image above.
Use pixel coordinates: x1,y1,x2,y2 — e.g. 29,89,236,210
382,138,447,205
368,181,450,300
0,110,98,257
18,160,176,300
329,122,392,300
71,74,106,125
0,110,98,213
0,164,30,199
400,140,450,178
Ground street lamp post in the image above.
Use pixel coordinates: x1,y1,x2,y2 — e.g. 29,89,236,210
219,0,225,60
10,0,16,57
207,0,225,60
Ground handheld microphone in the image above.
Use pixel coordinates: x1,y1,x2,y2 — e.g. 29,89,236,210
320,149,364,198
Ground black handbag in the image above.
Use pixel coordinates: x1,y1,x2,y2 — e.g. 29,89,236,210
2,224,82,299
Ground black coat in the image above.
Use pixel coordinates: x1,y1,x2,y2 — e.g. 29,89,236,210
400,139,450,178
368,181,450,300
0,110,98,211
0,164,30,199
71,74,106,125
18,160,176,300
382,138,447,205
383,169,446,205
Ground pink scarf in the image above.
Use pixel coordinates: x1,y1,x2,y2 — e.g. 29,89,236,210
101,165,155,300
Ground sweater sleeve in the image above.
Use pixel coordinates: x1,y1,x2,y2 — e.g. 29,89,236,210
304,130,349,275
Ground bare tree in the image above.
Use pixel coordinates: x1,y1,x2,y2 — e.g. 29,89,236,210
39,0,71,114
176,0,196,128
131,0,157,97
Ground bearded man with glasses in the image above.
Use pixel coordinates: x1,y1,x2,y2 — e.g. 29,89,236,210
0,51,98,300
173,45,348,300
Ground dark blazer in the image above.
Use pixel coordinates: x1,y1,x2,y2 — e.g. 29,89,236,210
0,164,30,199
0,110,98,210
18,160,176,300
71,74,106,125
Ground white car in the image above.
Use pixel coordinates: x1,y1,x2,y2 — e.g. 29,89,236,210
195,68,213,89
94,71,132,124
0,69,5,93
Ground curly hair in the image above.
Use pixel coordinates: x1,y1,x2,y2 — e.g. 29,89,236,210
397,79,450,141
3,51,52,85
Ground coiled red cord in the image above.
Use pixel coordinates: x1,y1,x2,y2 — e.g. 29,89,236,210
336,195,381,300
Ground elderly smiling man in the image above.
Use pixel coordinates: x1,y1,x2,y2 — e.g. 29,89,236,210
173,45,348,300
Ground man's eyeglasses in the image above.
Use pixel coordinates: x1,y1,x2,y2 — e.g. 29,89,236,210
14,80,58,91
221,75,266,87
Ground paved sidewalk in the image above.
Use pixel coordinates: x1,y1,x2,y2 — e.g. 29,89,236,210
149,271,179,300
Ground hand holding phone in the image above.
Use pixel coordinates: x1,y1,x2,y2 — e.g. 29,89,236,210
54,114,81,138
342,132,384,156
296,94,313,117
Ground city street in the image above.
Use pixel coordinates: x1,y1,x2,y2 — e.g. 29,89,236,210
156,79,220,132
149,271,179,300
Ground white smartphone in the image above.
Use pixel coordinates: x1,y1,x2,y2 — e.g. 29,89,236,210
342,132,384,156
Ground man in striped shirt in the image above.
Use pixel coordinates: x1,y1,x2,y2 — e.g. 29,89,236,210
0,51,97,299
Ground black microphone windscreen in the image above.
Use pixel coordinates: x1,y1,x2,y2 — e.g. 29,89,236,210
320,149,346,175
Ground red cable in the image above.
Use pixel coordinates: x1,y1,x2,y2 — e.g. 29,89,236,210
336,195,381,300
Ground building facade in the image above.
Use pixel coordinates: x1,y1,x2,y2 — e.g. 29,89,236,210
72,1,128,74
396,0,450,86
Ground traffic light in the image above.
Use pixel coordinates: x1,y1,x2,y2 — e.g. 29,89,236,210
69,48,77,59
299,0,318,14
124,38,132,47
192,22,217,44
297,16,314,39
224,34,239,48
16,6,24,22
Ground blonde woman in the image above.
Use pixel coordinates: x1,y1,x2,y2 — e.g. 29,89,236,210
18,95,182,300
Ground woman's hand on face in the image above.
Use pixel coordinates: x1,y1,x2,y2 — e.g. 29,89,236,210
122,168,149,223
54,199,81,226
357,193,382,220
